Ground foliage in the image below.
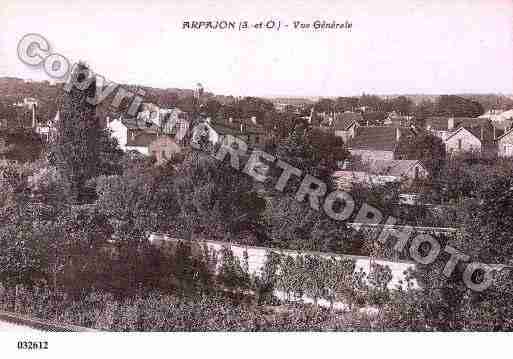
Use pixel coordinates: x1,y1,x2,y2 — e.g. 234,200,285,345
50,63,100,202
158,150,266,242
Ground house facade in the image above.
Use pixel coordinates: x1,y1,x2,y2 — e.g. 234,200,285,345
319,112,363,143
148,136,182,165
425,117,499,157
207,117,268,148
384,111,412,127
444,127,482,154
107,117,160,156
497,129,513,157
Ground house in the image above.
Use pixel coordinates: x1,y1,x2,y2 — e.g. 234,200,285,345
425,117,500,156
424,117,456,141
443,119,497,156
349,126,410,162
148,136,181,165
319,112,362,143
207,117,268,148
137,103,188,134
479,109,513,122
384,111,412,127
497,128,513,157
425,117,502,141
35,111,59,142
107,117,160,155
444,127,483,154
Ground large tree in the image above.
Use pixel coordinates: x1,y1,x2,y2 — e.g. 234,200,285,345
51,62,100,203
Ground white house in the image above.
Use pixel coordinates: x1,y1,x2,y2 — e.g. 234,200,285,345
444,127,483,154
497,128,513,157
107,117,159,156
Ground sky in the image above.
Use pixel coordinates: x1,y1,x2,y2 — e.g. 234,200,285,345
1,0,512,97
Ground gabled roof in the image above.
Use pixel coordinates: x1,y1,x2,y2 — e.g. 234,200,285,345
320,112,362,131
499,109,513,120
425,116,492,131
497,127,513,141
211,118,266,135
444,126,481,143
425,117,451,131
350,126,404,151
332,112,362,131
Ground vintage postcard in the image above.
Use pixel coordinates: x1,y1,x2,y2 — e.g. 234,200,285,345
0,0,512,357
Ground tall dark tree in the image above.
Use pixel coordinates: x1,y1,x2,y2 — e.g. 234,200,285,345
51,63,100,202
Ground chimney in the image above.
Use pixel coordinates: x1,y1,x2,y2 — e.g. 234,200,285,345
395,127,401,142
493,125,497,140
32,103,36,128
396,127,402,142
448,117,454,130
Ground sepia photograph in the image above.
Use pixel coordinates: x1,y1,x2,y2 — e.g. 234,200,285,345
0,0,512,357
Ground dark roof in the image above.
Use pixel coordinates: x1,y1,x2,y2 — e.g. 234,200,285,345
454,117,492,128
211,118,266,135
121,118,159,133
497,128,513,141
425,116,492,131
445,125,495,144
333,113,362,131
319,112,362,131
126,132,158,147
425,117,450,131
350,126,405,151
492,119,513,131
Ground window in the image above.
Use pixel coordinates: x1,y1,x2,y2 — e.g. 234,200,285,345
414,166,419,179
505,144,513,156
458,138,462,150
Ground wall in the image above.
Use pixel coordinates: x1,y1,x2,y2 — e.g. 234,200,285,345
149,137,181,165
445,128,482,154
107,119,128,150
334,124,356,143
149,234,416,290
498,131,513,157
349,149,394,162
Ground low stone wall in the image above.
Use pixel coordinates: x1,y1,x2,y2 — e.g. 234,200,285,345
149,234,417,289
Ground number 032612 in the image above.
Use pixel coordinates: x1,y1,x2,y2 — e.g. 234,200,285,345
17,341,49,350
